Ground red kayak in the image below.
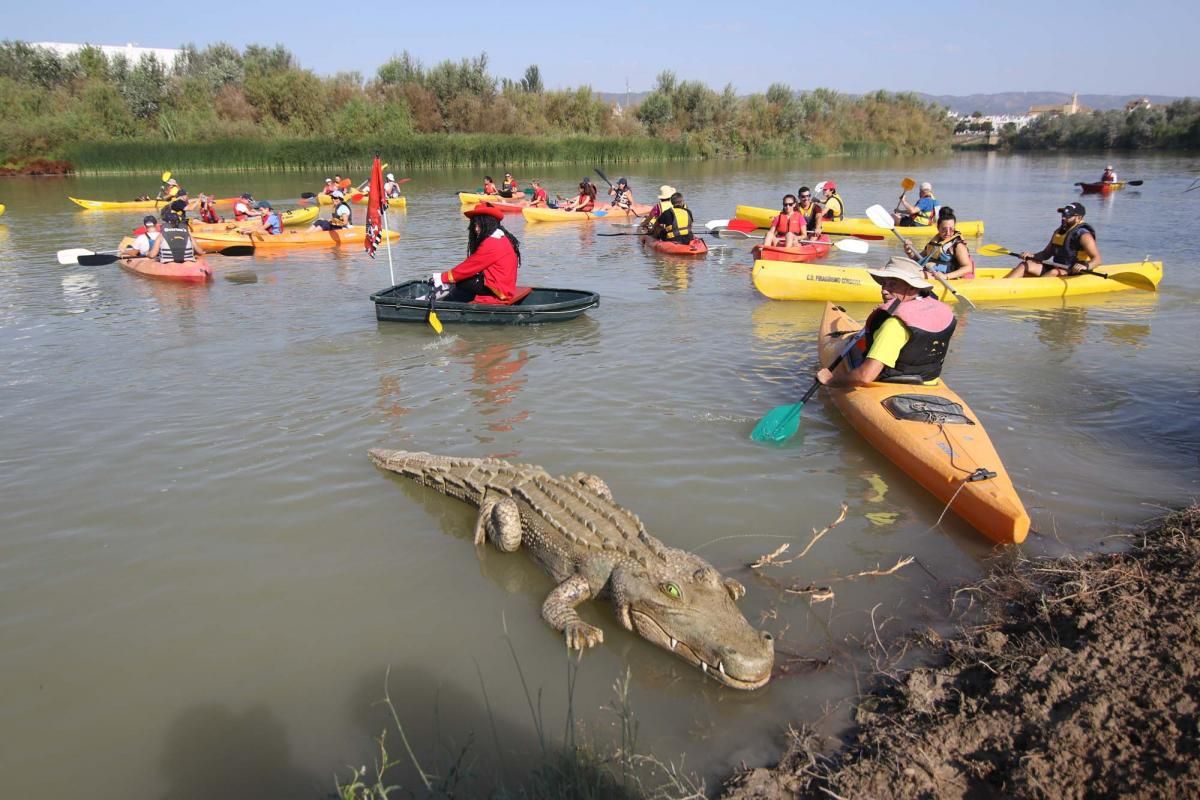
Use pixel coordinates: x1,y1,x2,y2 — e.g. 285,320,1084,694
115,236,212,283
640,236,709,256
1077,181,1125,194
751,235,832,263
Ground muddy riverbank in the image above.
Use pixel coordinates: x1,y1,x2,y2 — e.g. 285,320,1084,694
723,506,1200,799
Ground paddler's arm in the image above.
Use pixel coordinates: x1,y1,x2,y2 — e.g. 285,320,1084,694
1076,232,1101,269
817,358,885,389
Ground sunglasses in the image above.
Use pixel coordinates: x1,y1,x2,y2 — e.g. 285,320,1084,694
782,202,795,207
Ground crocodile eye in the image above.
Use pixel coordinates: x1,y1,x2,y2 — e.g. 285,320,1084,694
660,582,682,600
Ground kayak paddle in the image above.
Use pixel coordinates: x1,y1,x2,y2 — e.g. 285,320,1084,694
1074,180,1143,187
706,229,870,253
75,245,254,266
750,298,900,443
864,204,977,309
426,280,444,334
57,247,101,265
976,245,1158,290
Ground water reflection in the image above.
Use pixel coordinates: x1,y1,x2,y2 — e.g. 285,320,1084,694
455,339,532,437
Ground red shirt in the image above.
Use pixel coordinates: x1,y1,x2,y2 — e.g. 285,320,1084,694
441,232,518,304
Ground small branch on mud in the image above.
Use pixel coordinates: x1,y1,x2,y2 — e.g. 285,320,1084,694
749,504,848,569
845,556,914,580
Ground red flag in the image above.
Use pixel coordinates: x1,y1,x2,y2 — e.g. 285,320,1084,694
364,155,388,258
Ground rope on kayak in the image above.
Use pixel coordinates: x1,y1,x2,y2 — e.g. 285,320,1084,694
934,467,998,529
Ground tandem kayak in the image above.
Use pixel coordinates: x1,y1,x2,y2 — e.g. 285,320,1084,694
734,204,985,238
115,237,211,283
370,280,599,324
191,226,398,249
640,236,708,256
1077,181,1124,194
69,196,239,211
188,206,318,233
818,302,1028,544
522,205,651,224
316,191,406,208
457,192,528,212
750,236,832,263
752,260,1162,303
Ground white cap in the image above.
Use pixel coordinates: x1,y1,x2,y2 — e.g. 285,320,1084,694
920,181,932,191
386,173,395,180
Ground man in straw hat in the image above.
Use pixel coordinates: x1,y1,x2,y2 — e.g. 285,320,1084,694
817,257,956,388
429,203,521,304
640,185,677,232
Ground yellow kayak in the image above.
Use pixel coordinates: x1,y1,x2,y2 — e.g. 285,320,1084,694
522,205,651,223
734,204,984,238
192,226,398,249
0,203,5,217
818,303,1029,544
69,196,239,211
189,206,318,233
316,191,406,208
753,261,1162,303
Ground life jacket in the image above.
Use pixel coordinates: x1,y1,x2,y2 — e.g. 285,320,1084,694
483,181,498,195
912,194,937,225
798,200,821,231
823,193,845,221
662,207,693,241
772,211,805,236
200,204,220,223
501,179,519,194
862,296,956,383
611,187,632,207
575,193,595,212
532,186,548,204
924,233,974,279
1050,221,1096,267
330,201,352,228
263,211,283,235
158,224,194,263
233,202,252,221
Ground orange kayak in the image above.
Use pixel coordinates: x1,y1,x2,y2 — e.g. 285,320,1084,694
751,236,831,263
640,236,709,256
115,237,212,283
818,303,1029,544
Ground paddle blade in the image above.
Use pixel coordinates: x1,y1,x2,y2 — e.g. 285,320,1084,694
864,204,896,231
396,177,413,185
977,244,1014,257
714,228,753,239
833,238,870,255
161,170,172,182
1099,270,1159,291
728,219,758,233
705,218,731,231
901,177,916,191
57,248,95,265
428,309,443,334
750,403,805,443
215,245,255,257
77,254,120,266
1127,180,1144,186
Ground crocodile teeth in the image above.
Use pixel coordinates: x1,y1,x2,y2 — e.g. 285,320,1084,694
701,662,708,674
719,661,727,676
669,638,677,651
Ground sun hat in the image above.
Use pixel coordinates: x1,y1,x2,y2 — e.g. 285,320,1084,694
867,257,933,289
1105,164,1113,170
658,185,676,201
167,178,178,185
464,202,504,220
920,181,933,191
1057,201,1086,217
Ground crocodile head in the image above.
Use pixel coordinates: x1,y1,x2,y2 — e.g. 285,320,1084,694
612,561,774,690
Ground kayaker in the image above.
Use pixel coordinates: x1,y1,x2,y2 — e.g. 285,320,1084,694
795,186,823,239
894,181,938,227
817,257,956,388
429,203,520,304
608,178,635,209
1101,165,1117,183
122,215,161,256
157,178,182,201
383,173,403,198
196,193,221,224
321,178,336,196
482,176,500,196
147,211,206,262
560,179,597,212
763,194,806,248
312,190,352,231
499,172,520,198
529,180,552,208
232,193,257,221
819,181,845,221
641,185,677,231
648,192,694,244
335,175,351,190
1004,202,1102,279
903,207,975,280
249,201,283,235
168,198,190,223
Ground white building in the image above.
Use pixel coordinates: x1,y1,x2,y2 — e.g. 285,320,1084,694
31,42,183,67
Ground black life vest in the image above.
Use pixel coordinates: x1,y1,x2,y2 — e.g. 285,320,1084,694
863,297,956,383
158,224,194,263
331,201,353,228
1051,221,1096,268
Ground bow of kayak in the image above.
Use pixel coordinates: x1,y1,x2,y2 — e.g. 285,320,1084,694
818,303,1029,544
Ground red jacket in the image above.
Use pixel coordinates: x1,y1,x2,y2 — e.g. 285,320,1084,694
440,232,518,304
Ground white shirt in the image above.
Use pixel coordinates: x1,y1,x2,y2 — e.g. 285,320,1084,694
133,231,159,255
234,201,253,217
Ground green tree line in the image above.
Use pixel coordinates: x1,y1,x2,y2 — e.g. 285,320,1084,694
0,40,954,172
1002,101,1200,150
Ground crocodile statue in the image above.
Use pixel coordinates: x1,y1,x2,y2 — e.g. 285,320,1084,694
369,449,775,690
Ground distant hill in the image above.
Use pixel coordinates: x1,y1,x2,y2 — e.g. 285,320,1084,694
594,89,1190,115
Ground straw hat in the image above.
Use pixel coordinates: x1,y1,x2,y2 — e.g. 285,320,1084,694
658,185,677,201
867,257,933,289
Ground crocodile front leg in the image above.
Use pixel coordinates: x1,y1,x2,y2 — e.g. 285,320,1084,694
542,573,604,650
473,491,522,552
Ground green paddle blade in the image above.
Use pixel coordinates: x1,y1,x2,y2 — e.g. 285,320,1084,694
750,402,805,443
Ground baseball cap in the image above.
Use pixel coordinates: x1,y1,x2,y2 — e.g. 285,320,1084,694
1057,202,1086,217
142,215,158,224
386,173,395,180
256,200,272,209
920,181,933,191
824,181,837,192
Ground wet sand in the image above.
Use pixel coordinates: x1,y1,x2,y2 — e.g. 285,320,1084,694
723,506,1200,799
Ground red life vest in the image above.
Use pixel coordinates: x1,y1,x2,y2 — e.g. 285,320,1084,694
772,212,805,236
200,204,220,223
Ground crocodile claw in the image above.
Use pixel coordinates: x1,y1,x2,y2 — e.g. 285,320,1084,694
564,621,604,650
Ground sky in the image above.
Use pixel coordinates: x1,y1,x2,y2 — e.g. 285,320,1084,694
8,0,1199,97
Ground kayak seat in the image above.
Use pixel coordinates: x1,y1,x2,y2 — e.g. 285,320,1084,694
882,395,975,425
496,286,533,306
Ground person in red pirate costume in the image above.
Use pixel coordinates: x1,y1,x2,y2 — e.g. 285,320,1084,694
430,203,521,304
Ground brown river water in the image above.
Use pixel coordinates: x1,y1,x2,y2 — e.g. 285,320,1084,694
2,153,1198,797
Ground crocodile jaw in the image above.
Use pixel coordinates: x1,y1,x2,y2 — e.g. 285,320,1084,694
628,609,773,690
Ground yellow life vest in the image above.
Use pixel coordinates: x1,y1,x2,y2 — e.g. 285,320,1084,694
913,194,936,225
823,192,844,221
663,207,692,240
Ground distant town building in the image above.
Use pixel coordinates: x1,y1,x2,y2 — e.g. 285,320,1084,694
31,41,183,68
1028,92,1087,118
1125,97,1153,112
